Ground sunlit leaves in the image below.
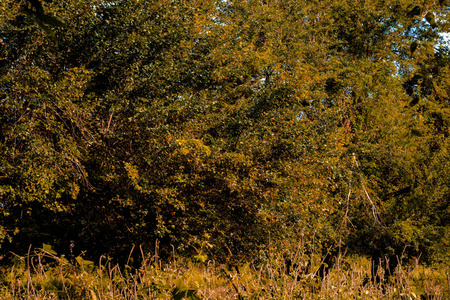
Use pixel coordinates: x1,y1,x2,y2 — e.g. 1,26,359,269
1,0,449,266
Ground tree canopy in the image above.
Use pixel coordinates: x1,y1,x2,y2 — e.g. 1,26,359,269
1,0,449,265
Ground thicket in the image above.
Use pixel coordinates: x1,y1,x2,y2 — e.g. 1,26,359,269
1,0,449,284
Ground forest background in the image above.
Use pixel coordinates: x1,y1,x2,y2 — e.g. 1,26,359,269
1,0,450,292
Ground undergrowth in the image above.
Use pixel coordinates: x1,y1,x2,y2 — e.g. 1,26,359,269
0,243,448,299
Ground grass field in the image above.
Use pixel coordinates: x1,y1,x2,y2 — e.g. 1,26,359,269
1,244,449,299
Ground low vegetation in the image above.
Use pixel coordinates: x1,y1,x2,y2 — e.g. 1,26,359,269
1,243,448,299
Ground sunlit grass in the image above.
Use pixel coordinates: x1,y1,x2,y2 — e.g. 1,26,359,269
0,245,448,299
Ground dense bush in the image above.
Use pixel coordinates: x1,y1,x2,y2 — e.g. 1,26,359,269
1,0,449,268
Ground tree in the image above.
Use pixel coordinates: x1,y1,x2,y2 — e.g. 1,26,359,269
1,0,449,267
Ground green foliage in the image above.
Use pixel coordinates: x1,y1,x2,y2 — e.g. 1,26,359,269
172,278,201,300
0,0,449,271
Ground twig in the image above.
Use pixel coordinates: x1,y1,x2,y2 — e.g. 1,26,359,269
220,268,244,300
352,153,384,226
107,112,114,131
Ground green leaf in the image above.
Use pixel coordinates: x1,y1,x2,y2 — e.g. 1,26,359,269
425,12,437,28
43,243,57,255
75,256,93,266
410,41,418,55
172,278,200,299
413,287,425,296
194,253,208,263
173,286,201,300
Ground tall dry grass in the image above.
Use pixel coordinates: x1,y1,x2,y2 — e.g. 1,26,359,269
0,243,448,299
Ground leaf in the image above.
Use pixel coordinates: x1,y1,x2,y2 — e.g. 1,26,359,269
409,96,419,107
75,256,83,265
413,287,425,296
173,278,187,291
407,6,421,18
89,289,98,300
411,129,423,137
172,278,201,300
185,290,201,300
39,13,65,27
194,253,208,263
425,12,437,28
410,41,418,55
76,256,94,267
43,243,57,255
173,287,201,300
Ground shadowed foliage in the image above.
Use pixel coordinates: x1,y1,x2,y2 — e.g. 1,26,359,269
0,0,449,273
